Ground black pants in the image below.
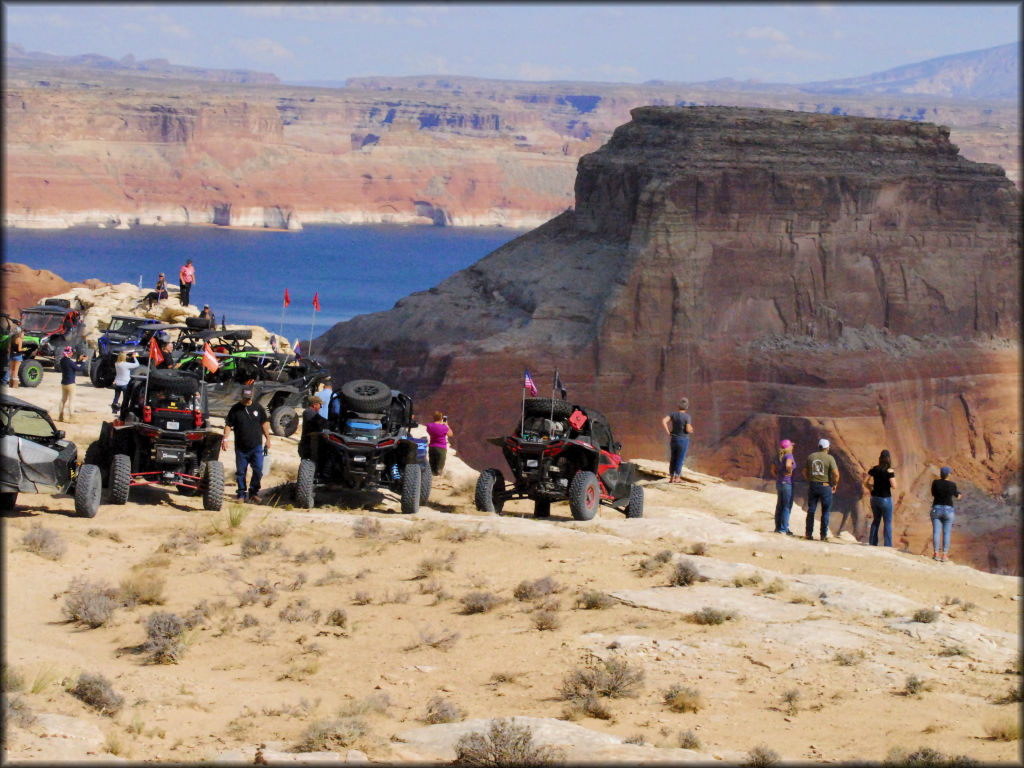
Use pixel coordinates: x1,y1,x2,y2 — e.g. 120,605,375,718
180,282,192,306
428,446,447,475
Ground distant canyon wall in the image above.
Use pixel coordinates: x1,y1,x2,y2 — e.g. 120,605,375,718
2,69,1019,230
314,107,1020,574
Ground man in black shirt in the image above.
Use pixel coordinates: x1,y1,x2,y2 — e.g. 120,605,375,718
223,387,271,502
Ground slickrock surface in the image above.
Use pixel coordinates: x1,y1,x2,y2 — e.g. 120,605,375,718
2,373,1020,764
316,107,1020,574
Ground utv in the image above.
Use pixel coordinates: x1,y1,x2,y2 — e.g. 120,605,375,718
294,379,430,514
176,329,330,437
84,368,225,510
15,298,88,387
475,397,644,521
0,391,101,516
89,315,169,387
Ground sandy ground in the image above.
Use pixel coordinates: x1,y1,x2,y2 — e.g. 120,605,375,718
2,374,1021,764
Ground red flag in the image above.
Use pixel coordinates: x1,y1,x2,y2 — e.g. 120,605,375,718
148,335,164,367
313,292,321,312
284,288,291,308
524,369,538,396
202,342,220,373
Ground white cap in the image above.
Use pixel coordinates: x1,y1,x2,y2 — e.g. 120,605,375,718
818,438,830,449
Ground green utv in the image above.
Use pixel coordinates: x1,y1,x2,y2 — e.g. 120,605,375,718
15,299,88,387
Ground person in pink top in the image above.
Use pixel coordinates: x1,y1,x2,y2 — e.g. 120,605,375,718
179,259,196,306
425,411,454,476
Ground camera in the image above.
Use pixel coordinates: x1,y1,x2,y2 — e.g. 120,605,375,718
442,415,447,423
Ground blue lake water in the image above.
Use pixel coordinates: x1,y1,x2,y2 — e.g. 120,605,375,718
3,225,523,350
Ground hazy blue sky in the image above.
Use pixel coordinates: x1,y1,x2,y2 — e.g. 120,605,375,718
3,3,1019,85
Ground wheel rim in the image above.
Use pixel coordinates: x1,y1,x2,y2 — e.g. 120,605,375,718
585,484,597,509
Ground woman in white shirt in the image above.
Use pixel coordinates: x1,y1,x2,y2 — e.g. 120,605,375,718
110,352,140,414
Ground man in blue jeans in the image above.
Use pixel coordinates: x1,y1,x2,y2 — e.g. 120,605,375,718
802,438,840,541
223,387,271,502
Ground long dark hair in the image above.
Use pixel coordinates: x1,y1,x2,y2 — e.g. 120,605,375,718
878,449,892,471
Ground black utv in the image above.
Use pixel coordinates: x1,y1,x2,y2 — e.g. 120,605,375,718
475,397,644,521
84,368,225,510
294,379,430,514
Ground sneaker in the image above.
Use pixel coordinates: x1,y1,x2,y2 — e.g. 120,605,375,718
932,552,940,561
821,535,829,542
805,535,814,541
784,531,795,537
941,553,949,562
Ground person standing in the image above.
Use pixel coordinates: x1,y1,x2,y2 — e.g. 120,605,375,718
770,439,796,535
865,449,897,547
223,387,271,503
930,466,961,562
7,326,24,387
661,398,693,483
179,259,196,306
802,438,840,541
110,351,140,413
316,378,333,420
426,411,454,476
58,346,88,422
298,396,326,461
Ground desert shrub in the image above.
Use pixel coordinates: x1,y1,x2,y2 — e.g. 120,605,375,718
460,591,501,615
240,614,259,629
984,717,1020,741
119,570,166,607
423,695,465,724
279,599,319,624
314,569,346,586
489,672,521,686
454,718,563,765
514,576,561,601
62,578,119,628
939,645,969,658
883,746,979,766
678,729,702,749
352,590,373,605
912,608,940,623
239,578,278,607
669,560,702,587
638,550,673,574
325,609,348,629
688,607,737,625
834,649,866,666
562,693,612,720
743,744,780,767
352,518,383,539
295,717,366,752
183,600,211,629
240,532,273,558
762,578,787,594
996,683,1023,704
531,609,561,631
663,684,703,713
4,694,35,729
227,503,247,528
903,674,930,696
69,672,123,715
623,734,646,745
286,572,308,591
144,611,187,664
560,656,644,701
414,626,461,651
575,590,616,610
2,664,24,692
158,528,208,553
21,523,67,560
687,541,707,556
733,573,764,588
339,693,390,717
414,553,455,579
781,688,801,715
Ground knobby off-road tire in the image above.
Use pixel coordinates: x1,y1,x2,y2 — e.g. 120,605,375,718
624,484,644,518
270,405,299,438
83,441,109,486
202,461,225,511
523,397,574,420
109,454,132,505
90,356,115,389
340,379,392,413
533,498,551,518
74,464,102,518
474,468,505,514
568,470,600,521
400,464,421,514
418,462,432,505
18,359,43,388
295,459,316,509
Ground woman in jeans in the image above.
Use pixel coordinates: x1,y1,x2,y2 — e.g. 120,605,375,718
770,439,796,535
865,449,896,546
110,352,140,413
661,398,693,483
930,466,961,562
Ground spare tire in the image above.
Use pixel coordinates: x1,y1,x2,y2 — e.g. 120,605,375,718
340,379,392,413
270,405,299,437
524,398,574,419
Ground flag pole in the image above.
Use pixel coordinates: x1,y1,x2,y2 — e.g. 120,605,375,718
520,375,526,437
549,369,557,438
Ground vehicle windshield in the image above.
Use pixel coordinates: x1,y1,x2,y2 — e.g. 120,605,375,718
1,407,57,439
344,419,383,439
19,312,63,334
107,317,145,334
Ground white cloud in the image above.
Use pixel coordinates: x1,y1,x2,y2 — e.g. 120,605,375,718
231,37,295,61
738,25,788,43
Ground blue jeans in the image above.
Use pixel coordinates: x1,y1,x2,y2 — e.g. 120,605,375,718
869,496,893,546
774,482,793,533
234,446,264,499
805,482,833,539
930,505,955,553
669,436,690,476
111,384,127,411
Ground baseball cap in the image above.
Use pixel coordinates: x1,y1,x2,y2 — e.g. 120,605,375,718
241,387,254,398
780,439,793,450
818,438,830,449
63,345,73,356
941,466,951,478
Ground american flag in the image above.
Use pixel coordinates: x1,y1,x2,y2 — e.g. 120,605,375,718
524,369,538,396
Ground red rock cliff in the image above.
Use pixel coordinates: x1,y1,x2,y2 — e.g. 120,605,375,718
315,107,1021,573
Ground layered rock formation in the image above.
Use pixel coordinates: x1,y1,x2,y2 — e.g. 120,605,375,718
315,107,1021,574
1,263,106,318
3,61,1019,230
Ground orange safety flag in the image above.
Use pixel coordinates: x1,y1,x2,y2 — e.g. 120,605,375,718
284,288,290,308
313,292,321,312
148,335,164,367
202,342,220,373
